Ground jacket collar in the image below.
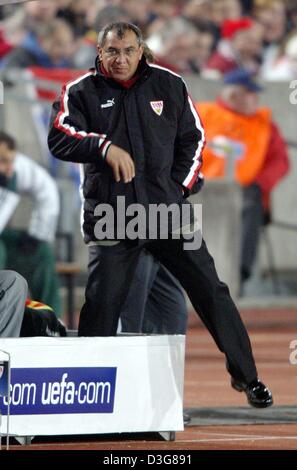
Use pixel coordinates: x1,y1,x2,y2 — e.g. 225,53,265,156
93,55,151,88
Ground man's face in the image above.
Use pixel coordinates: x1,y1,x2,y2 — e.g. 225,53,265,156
211,0,241,25
0,142,15,179
256,2,286,43
41,27,75,65
123,0,151,24
25,0,58,21
195,32,214,66
233,26,263,57
231,87,259,116
98,29,143,81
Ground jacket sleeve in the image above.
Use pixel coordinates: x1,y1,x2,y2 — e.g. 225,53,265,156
171,82,205,193
0,187,20,235
255,121,290,196
48,77,112,165
14,154,60,243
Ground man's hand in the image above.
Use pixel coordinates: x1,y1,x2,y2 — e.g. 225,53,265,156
105,144,135,183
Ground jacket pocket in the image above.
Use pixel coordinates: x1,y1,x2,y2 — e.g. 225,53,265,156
84,173,111,204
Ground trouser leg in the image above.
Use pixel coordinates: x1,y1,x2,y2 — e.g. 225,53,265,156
120,250,160,333
28,241,62,315
147,238,258,383
1,229,61,315
0,240,7,269
0,270,28,337
241,184,264,281
85,245,187,335
79,242,141,336
142,263,187,334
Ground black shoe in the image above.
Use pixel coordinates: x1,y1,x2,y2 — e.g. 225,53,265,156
183,412,191,426
231,377,273,408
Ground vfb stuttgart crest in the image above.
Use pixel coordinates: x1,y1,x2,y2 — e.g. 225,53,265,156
150,101,163,116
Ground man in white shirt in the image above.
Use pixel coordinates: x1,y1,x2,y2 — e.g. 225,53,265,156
0,130,61,314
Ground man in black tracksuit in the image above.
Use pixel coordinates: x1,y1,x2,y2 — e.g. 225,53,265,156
48,22,272,408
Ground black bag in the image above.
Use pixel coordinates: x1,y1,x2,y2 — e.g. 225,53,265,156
20,300,66,337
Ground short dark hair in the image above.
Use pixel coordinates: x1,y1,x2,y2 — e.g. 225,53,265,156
0,130,16,150
98,22,143,48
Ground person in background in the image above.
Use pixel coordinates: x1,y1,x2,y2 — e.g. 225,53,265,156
0,0,59,57
254,0,288,78
211,0,243,23
23,0,59,32
203,17,264,77
0,29,13,59
239,0,254,15
147,16,212,74
261,29,297,81
0,130,61,315
57,0,94,37
196,68,290,285
287,0,297,31
1,18,76,70
120,0,153,35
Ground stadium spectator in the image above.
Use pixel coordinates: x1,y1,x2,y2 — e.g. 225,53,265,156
183,2,220,44
287,0,297,30
121,0,153,33
0,29,13,59
239,0,254,15
0,0,60,51
0,0,295,76
144,0,181,38
57,0,95,37
191,22,217,73
147,16,213,74
183,0,215,25
254,0,288,78
211,0,243,25
23,0,59,31
1,18,76,69
203,17,264,77
261,29,297,80
150,0,181,21
196,69,290,284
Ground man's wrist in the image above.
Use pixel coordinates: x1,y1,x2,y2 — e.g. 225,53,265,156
99,140,112,160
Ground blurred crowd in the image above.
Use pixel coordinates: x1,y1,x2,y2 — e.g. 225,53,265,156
0,0,296,81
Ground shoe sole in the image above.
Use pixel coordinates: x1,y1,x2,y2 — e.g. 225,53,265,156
247,398,274,408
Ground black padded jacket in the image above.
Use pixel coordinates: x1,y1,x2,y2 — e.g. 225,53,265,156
48,57,205,243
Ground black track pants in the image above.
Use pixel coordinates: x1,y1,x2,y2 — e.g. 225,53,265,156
79,238,257,383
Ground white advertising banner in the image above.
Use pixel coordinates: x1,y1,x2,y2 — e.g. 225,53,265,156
0,335,185,437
